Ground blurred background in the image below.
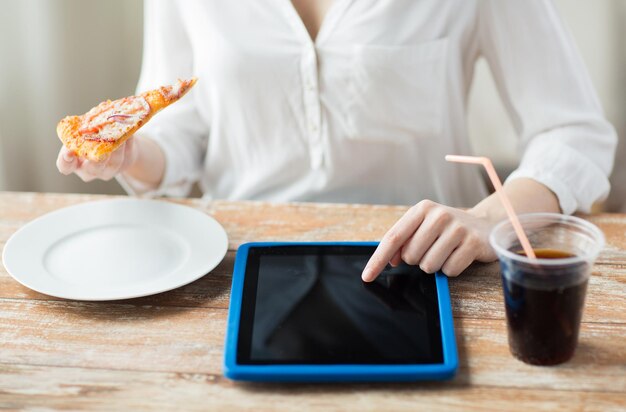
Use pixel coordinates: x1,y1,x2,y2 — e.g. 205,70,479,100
0,0,624,211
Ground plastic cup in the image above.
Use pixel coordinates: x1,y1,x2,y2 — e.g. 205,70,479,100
489,213,605,365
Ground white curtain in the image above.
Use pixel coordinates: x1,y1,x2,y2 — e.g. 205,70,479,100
603,1,626,212
0,128,5,189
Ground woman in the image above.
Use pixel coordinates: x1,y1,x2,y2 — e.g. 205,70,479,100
57,0,616,281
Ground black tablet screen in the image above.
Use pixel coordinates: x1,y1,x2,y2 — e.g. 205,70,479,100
237,246,443,365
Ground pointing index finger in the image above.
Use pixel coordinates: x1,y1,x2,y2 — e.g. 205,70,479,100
361,204,427,282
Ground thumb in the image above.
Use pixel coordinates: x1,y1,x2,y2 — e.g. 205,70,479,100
56,147,78,175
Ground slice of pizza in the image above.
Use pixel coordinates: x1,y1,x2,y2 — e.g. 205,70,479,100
57,77,197,162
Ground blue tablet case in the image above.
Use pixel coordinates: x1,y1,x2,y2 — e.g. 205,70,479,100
224,242,458,382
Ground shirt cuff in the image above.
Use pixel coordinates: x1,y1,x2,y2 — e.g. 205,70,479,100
116,134,195,198
116,173,164,198
506,169,577,215
505,140,611,215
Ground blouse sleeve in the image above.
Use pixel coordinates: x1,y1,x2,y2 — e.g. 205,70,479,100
477,0,617,213
118,0,208,198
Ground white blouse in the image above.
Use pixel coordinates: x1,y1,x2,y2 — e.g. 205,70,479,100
122,0,617,214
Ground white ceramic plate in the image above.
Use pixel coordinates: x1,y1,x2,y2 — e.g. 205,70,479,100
2,198,228,301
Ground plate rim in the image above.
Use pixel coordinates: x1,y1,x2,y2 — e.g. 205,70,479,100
2,197,228,301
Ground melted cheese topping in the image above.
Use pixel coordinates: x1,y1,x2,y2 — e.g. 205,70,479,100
159,78,191,102
79,96,150,142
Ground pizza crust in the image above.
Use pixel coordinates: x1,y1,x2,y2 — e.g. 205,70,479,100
57,78,197,162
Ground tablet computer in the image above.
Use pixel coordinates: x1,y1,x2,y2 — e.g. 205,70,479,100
224,242,458,382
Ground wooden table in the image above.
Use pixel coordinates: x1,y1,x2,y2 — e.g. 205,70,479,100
0,192,624,411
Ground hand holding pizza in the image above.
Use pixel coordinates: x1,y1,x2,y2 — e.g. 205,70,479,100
55,78,197,183
56,139,137,182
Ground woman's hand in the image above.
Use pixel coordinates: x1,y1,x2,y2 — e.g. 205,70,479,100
361,178,561,281
56,139,138,182
361,199,498,281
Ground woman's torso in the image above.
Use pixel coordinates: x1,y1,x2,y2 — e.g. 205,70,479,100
180,0,487,206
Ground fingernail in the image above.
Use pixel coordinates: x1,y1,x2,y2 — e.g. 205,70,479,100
361,268,372,282
63,152,74,162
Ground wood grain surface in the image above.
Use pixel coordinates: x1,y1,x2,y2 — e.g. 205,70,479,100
1,192,625,411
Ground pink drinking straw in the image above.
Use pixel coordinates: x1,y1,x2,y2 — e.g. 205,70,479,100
445,155,537,260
